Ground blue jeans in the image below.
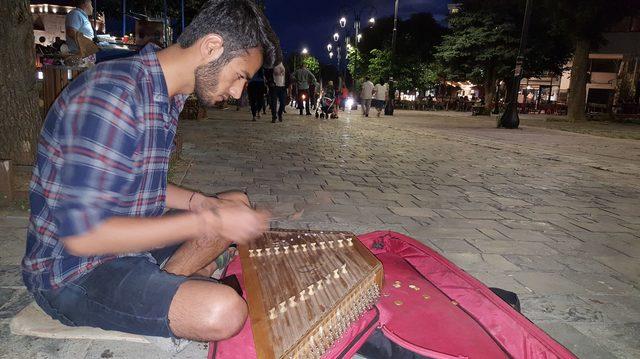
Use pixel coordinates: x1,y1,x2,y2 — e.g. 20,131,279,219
270,86,286,120
32,245,189,338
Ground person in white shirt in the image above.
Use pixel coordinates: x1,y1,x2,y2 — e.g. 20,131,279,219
360,77,374,117
373,82,388,117
270,62,286,122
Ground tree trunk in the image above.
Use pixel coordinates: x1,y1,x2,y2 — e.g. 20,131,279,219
567,38,590,122
484,66,497,111
0,0,40,165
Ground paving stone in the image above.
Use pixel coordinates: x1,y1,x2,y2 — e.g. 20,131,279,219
496,228,554,242
560,272,639,295
512,272,589,295
0,227,26,265
468,240,558,255
429,239,480,253
457,210,504,220
503,255,567,272
0,265,23,287
521,294,606,323
467,272,530,296
594,256,640,283
388,207,438,218
0,320,93,359
0,287,32,319
536,322,617,359
83,339,209,359
444,253,520,272
572,322,640,359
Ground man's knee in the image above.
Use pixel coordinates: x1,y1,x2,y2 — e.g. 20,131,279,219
198,287,247,339
169,281,248,341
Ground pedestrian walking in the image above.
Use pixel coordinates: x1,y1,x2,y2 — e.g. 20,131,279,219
360,77,374,117
373,82,388,117
270,62,287,122
248,68,266,121
292,63,316,115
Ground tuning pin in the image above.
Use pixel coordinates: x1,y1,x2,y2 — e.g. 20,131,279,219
337,239,344,248
269,308,277,320
265,248,271,256
283,245,289,254
289,296,297,307
279,301,287,313
310,243,317,251
333,269,340,279
249,249,255,257
274,246,280,255
256,248,263,257
347,238,353,246
325,274,332,284
341,264,347,274
328,241,334,248
319,242,326,249
293,244,299,253
299,289,307,301
307,284,315,296
301,244,307,252
316,280,323,291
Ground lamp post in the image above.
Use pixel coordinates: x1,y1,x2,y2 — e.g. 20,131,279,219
497,0,533,129
386,0,400,116
335,6,375,103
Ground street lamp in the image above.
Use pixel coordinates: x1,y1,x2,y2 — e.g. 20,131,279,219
302,48,308,55
368,17,375,26
333,32,339,42
357,33,362,43
339,17,346,28
327,43,332,52
329,52,334,59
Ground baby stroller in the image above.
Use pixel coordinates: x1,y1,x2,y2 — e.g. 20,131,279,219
315,94,338,119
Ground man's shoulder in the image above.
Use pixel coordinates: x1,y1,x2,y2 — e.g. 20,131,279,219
55,57,151,119
80,56,148,95
65,9,84,24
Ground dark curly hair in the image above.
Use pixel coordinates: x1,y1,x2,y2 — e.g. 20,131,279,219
177,0,281,68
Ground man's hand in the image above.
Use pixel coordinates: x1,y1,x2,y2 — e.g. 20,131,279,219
189,192,249,212
198,202,269,247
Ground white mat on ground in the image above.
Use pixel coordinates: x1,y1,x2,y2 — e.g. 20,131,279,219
10,302,151,343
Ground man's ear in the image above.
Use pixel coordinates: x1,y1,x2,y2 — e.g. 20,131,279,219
198,34,224,64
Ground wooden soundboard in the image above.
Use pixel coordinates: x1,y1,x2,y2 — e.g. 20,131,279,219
239,229,383,359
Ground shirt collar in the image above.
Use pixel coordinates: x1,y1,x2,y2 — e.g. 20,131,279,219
138,44,188,108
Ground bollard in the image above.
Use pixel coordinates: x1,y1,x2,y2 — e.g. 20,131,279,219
0,160,13,202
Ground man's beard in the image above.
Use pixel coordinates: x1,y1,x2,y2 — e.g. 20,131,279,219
194,56,226,107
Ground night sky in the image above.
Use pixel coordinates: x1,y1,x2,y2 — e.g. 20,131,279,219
263,0,450,63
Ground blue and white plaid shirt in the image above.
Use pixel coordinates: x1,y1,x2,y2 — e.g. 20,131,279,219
23,44,187,291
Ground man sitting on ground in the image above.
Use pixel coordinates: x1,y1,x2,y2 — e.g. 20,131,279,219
22,0,278,346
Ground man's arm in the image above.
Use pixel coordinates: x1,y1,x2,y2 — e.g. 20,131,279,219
66,27,78,43
62,200,269,257
62,211,206,256
166,183,199,210
309,70,317,85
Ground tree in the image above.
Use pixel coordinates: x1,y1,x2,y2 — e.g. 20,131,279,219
302,55,320,77
0,0,40,165
552,0,638,121
366,49,392,85
434,0,573,110
346,12,445,92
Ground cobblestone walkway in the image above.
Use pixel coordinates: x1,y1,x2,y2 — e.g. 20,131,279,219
1,108,638,358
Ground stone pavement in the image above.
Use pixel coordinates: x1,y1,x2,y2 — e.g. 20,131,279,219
1,108,639,358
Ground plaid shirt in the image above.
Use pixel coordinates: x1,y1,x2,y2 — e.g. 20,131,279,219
23,44,187,291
